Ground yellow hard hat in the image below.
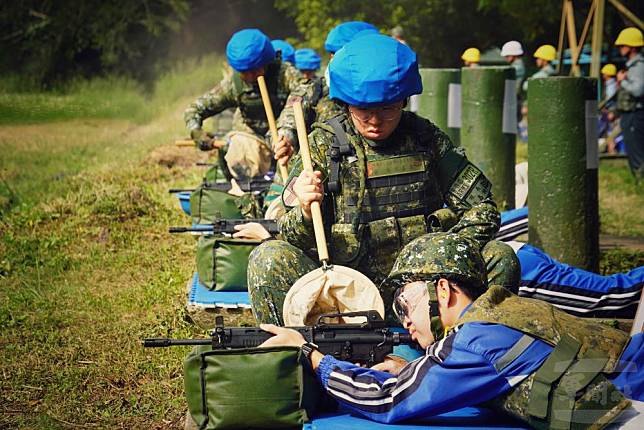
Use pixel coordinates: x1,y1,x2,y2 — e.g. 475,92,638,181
601,64,617,77
534,44,556,61
614,27,644,47
461,47,481,63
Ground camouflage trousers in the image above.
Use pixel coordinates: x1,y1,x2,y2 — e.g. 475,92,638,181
248,238,520,325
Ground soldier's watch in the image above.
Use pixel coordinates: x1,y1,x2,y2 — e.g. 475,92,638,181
301,342,318,364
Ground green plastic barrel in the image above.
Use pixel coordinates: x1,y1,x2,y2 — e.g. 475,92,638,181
417,68,461,146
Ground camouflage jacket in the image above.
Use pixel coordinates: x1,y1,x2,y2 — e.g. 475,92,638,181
314,77,345,123
279,111,500,279
184,60,320,137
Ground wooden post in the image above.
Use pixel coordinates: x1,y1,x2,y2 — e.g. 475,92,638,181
590,0,605,78
607,0,644,31
572,0,596,67
556,0,567,75
564,0,581,76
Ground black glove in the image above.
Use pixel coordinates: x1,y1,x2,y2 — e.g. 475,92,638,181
198,139,214,151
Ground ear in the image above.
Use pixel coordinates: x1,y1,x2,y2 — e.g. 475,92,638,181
436,278,451,308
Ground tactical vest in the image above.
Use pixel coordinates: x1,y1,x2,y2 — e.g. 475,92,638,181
232,62,289,135
457,286,631,430
617,57,644,112
324,116,444,266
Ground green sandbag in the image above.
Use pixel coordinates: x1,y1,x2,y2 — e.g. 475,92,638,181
190,184,263,225
196,236,261,291
184,346,322,429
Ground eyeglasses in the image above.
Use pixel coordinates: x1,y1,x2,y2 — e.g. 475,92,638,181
349,103,403,123
392,282,429,324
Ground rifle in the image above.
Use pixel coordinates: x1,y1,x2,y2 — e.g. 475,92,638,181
168,178,272,195
144,310,414,366
169,219,279,235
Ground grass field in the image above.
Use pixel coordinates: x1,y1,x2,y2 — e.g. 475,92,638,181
1,67,643,429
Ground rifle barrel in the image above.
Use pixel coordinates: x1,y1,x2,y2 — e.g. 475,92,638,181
143,338,212,347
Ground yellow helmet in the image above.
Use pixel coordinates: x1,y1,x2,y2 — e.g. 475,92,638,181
601,64,617,77
614,27,643,47
461,47,481,63
533,44,556,61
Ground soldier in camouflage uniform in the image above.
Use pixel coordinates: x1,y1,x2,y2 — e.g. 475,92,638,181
248,34,519,325
184,28,320,175
261,232,643,428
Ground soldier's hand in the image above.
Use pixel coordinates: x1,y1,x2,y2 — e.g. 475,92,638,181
617,70,627,82
371,355,408,375
259,324,306,348
191,129,214,151
232,223,272,240
293,170,323,220
274,134,295,167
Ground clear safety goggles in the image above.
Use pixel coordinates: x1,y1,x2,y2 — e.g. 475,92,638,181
392,281,430,324
349,103,403,122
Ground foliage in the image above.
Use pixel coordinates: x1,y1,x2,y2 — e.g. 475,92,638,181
0,0,190,86
275,0,642,67
274,0,553,66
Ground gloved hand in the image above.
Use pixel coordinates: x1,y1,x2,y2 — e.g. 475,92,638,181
190,129,214,151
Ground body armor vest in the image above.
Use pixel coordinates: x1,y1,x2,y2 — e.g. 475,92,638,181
232,62,289,135
324,116,443,267
458,286,631,430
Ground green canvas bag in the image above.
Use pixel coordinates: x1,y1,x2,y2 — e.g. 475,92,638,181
190,184,263,225
184,345,322,430
196,236,261,291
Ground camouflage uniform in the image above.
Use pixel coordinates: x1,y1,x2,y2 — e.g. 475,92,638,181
248,111,520,324
314,77,345,123
184,59,319,140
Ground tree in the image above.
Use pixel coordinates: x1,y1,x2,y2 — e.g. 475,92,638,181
0,0,189,86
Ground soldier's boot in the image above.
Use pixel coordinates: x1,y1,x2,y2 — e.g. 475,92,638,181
247,240,318,325
482,240,521,291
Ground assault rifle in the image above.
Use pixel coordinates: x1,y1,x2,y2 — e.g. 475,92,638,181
144,310,414,366
169,219,279,235
168,178,272,194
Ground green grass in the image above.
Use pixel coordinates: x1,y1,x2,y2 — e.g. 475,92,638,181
0,55,224,126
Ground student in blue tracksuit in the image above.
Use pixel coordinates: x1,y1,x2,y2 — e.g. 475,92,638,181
262,233,643,428
509,240,644,318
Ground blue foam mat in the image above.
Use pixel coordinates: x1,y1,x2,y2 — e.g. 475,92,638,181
188,272,251,309
304,407,526,429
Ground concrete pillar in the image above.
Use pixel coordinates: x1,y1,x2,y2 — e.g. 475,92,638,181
461,66,517,211
528,77,599,271
417,68,461,146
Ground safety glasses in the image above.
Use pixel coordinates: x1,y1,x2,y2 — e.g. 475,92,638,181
392,281,429,324
349,103,403,123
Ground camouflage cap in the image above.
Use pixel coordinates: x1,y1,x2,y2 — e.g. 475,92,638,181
383,232,487,291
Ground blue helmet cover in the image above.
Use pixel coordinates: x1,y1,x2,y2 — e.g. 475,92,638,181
324,21,379,53
226,29,275,72
271,39,295,64
295,48,321,70
329,34,423,107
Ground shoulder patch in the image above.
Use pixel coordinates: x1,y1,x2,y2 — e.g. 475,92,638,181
450,163,492,206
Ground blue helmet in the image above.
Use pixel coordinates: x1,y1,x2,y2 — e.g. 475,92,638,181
271,39,295,64
324,21,379,54
226,29,275,72
295,48,321,71
329,34,422,107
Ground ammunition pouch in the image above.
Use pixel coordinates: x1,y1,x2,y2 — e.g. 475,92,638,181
184,345,323,429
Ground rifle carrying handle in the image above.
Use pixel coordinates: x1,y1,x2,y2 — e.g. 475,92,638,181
257,75,289,183
293,100,329,263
